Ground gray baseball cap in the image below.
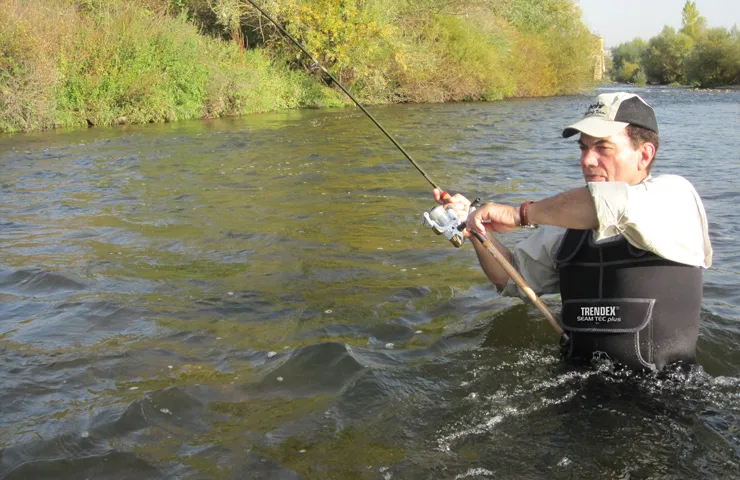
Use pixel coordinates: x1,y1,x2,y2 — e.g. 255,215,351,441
563,92,659,138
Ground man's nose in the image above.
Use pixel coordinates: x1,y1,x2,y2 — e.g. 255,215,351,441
581,149,598,168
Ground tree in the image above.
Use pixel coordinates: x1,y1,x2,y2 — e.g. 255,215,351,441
610,38,647,83
680,1,707,41
614,61,640,83
641,26,693,84
611,38,647,70
685,27,740,87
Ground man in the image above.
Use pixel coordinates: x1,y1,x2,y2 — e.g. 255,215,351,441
434,92,712,371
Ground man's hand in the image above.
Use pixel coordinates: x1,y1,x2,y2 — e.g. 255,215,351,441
433,188,472,221
466,202,521,235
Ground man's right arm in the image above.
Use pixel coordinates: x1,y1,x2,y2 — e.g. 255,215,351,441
498,226,564,298
432,188,563,297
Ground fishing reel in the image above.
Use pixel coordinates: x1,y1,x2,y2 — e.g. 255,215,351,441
423,198,479,248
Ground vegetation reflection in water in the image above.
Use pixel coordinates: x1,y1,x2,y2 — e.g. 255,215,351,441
78,114,493,346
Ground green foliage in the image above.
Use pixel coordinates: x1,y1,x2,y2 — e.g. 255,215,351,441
54,3,211,127
500,0,576,34
680,1,706,41
394,11,516,102
641,26,694,84
537,4,599,94
239,0,400,102
0,0,71,132
633,70,647,87
611,38,647,71
610,1,739,87
1,0,601,132
0,0,341,133
613,61,640,83
234,0,598,102
476,0,599,94
685,27,740,87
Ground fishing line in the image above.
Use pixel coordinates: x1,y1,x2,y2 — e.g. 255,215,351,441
244,0,442,191
355,129,423,213
244,0,564,339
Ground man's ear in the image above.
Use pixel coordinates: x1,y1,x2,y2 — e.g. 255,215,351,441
638,142,656,171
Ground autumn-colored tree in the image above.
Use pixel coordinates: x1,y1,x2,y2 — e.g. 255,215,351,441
0,0,603,132
680,1,706,41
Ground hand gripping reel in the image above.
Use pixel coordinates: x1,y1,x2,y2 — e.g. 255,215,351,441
423,198,480,248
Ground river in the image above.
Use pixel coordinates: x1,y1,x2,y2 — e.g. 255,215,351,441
1,86,738,479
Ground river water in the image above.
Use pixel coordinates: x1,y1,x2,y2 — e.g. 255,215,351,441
0,86,738,479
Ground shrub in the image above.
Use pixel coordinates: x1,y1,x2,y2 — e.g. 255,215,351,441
0,0,602,132
232,0,597,102
685,27,740,87
614,61,640,83
633,70,647,87
0,0,74,131
0,0,341,132
641,26,693,84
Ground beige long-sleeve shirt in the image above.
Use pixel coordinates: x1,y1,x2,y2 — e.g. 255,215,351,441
501,174,713,299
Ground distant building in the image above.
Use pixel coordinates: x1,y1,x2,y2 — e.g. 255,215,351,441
592,36,606,81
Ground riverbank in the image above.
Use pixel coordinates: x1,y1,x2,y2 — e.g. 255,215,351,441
0,0,345,133
0,0,601,133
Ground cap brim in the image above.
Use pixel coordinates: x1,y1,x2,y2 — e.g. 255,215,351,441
562,117,629,138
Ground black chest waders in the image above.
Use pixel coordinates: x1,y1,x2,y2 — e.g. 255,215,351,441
555,229,702,371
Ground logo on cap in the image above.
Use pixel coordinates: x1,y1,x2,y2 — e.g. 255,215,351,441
585,102,607,118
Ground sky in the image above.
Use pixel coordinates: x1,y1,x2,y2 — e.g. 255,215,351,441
577,0,740,48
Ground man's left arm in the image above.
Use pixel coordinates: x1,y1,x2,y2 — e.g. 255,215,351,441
466,187,598,233
469,175,712,268
526,187,598,230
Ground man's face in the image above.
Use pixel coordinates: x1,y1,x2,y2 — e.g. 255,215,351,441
578,129,651,184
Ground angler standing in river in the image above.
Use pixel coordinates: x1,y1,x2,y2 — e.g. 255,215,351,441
434,92,713,371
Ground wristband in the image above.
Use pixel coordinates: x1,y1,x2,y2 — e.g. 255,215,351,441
520,200,535,227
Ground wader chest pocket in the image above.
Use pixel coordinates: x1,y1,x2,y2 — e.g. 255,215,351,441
559,298,657,370
560,298,654,333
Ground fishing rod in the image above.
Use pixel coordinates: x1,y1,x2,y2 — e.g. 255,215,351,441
244,0,564,339
425,205,564,338
244,0,440,191
470,229,563,338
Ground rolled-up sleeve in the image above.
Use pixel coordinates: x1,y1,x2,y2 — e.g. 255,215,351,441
588,175,712,268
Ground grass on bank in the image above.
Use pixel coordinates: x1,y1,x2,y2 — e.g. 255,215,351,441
0,0,601,133
0,0,343,133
